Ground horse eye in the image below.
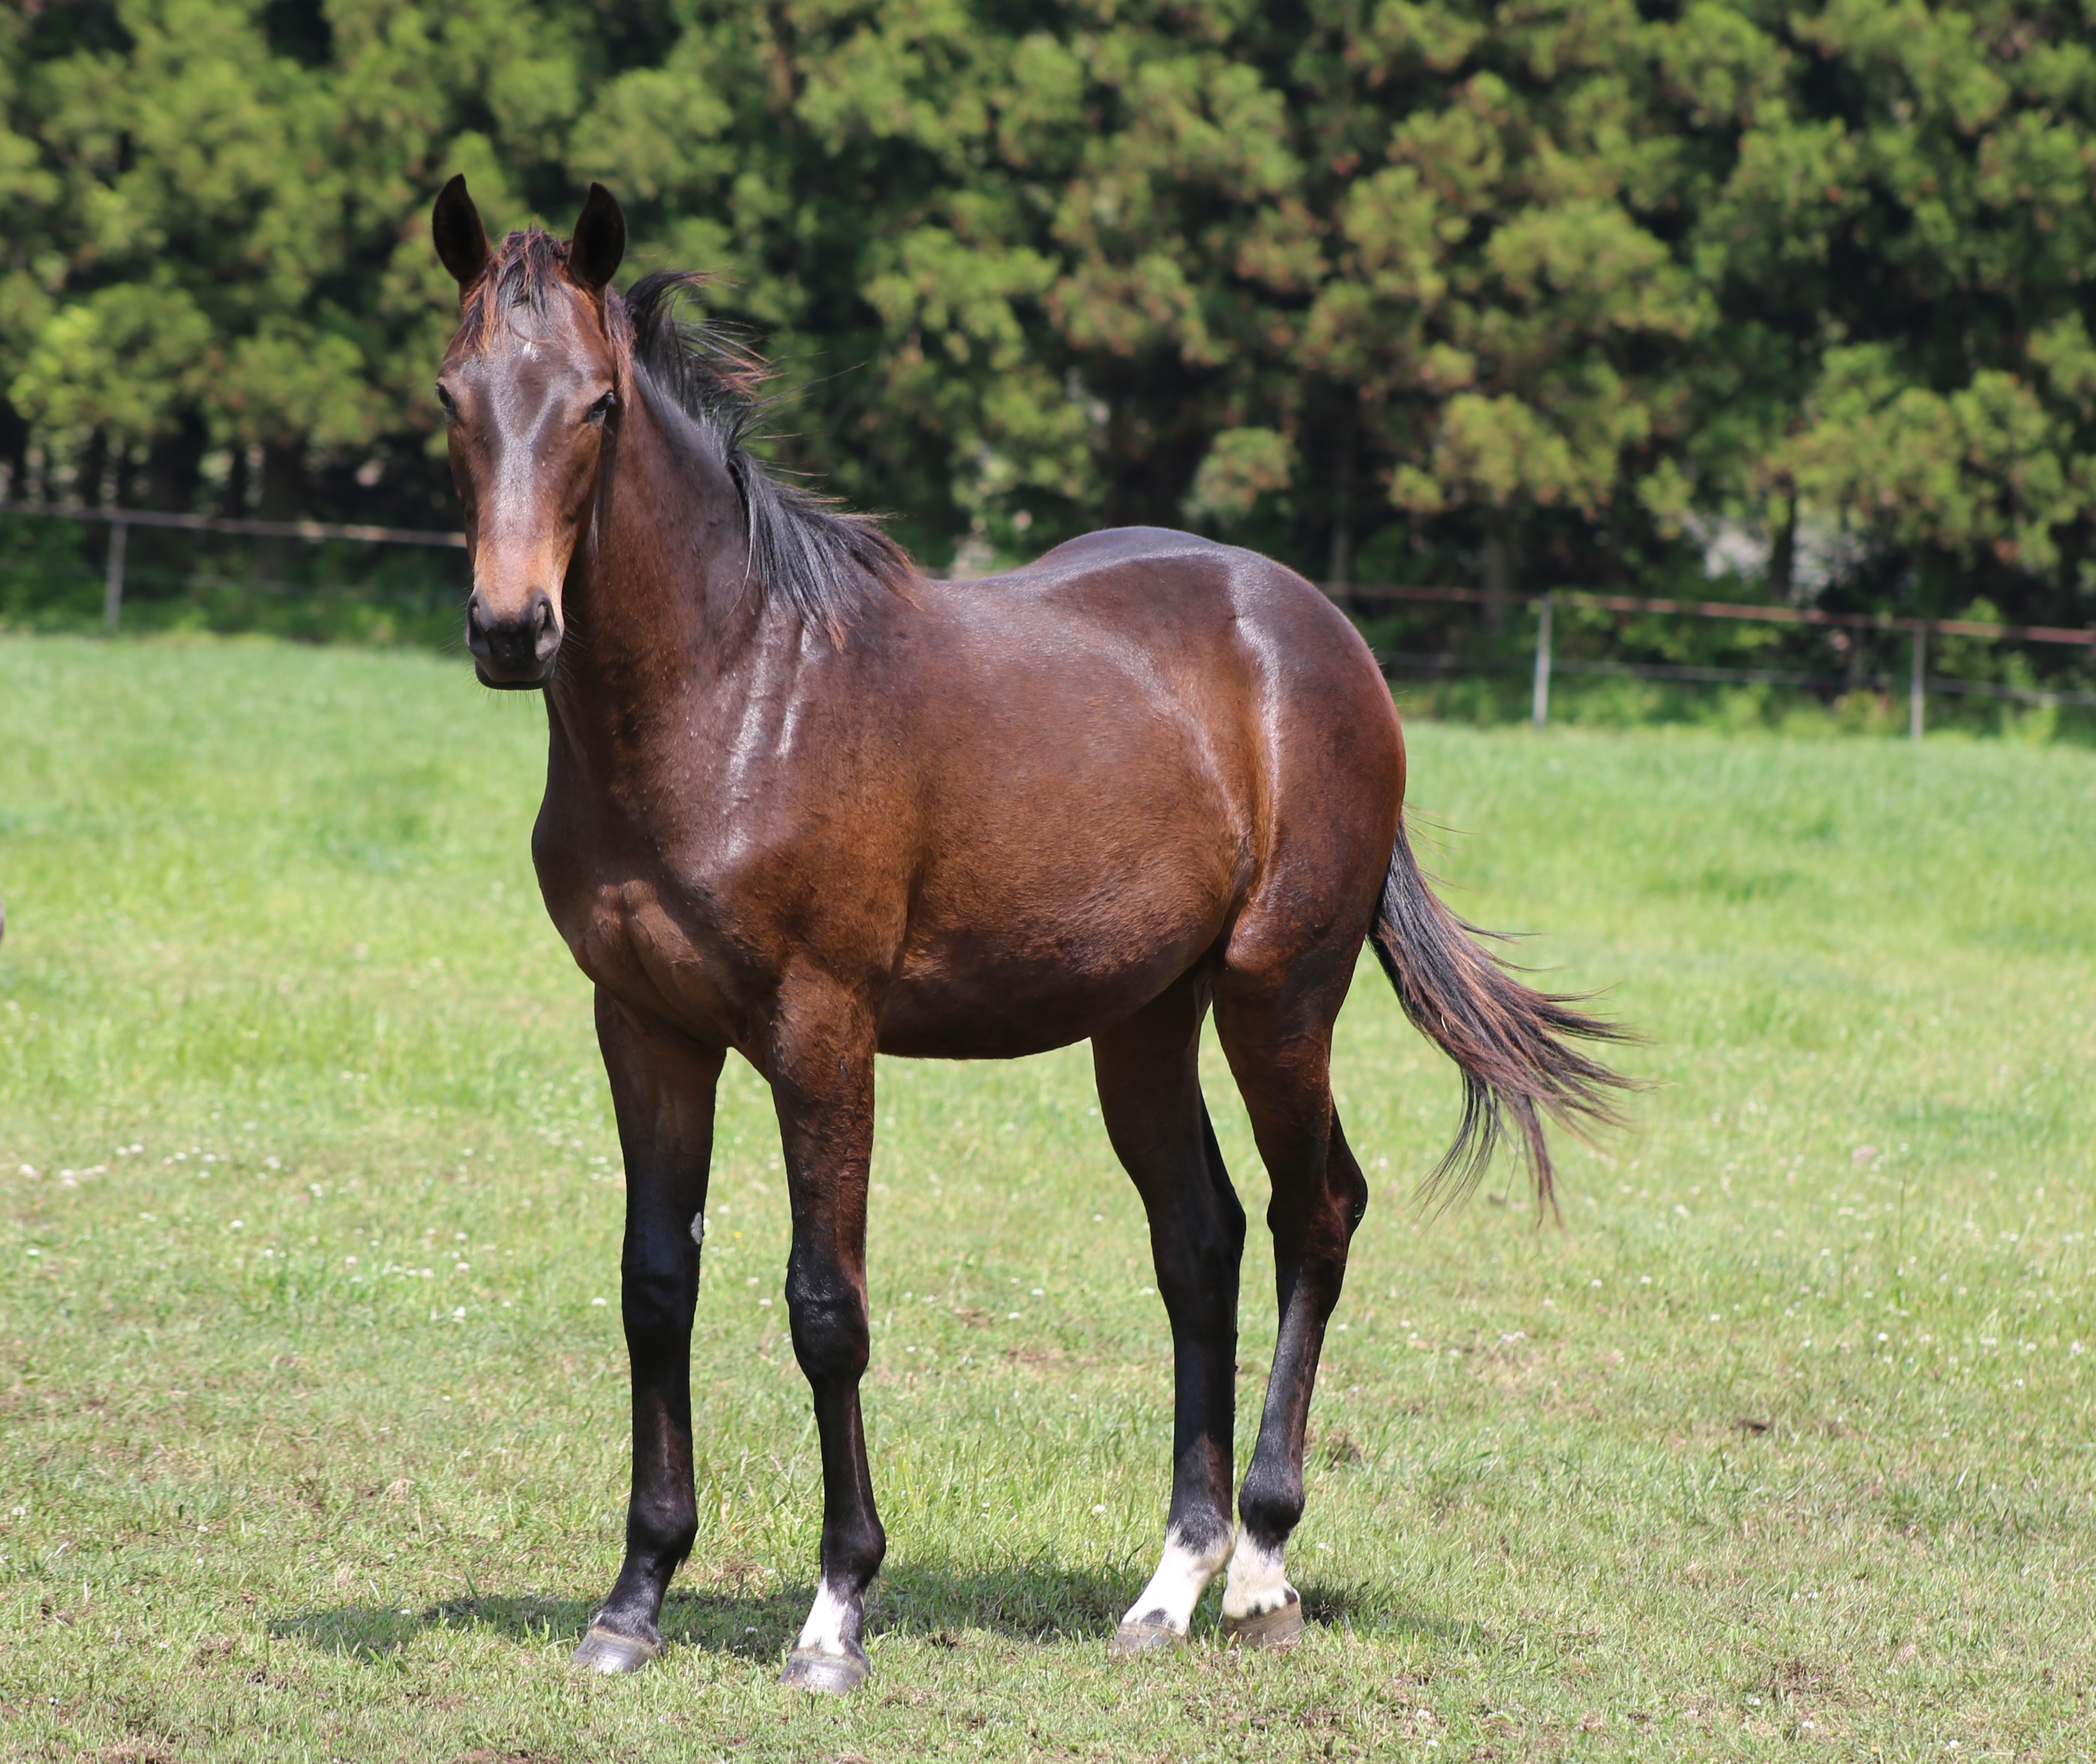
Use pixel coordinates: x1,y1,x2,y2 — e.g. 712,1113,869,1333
584,391,618,426
435,384,458,419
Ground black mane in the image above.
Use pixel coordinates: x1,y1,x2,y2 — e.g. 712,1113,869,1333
621,270,913,636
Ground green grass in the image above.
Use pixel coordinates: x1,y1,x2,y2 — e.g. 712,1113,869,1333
2,633,2093,1762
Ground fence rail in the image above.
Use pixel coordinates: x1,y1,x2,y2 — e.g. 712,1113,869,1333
1330,580,2096,646
0,500,465,548
0,500,464,632
1322,583,2096,736
4,504,2091,731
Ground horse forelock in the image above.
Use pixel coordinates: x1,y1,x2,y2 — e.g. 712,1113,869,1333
458,229,584,352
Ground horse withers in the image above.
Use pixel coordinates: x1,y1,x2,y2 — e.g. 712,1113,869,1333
429,178,1631,1693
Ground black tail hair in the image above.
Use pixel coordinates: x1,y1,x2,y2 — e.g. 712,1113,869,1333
1368,817,1637,1213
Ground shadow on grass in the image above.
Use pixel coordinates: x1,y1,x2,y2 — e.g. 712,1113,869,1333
277,1557,1141,1661
277,1565,1454,1664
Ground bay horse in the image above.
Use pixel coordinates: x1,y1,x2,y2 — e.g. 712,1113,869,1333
429,178,1630,1693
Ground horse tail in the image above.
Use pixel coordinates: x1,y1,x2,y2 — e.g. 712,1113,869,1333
1368,815,1637,1215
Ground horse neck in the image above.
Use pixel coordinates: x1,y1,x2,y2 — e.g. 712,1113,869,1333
546,381,766,740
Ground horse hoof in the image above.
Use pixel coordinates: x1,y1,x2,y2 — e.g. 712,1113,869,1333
571,1625,658,1675
1109,1617,1185,1657
779,1646,869,1695
1221,1600,1304,1651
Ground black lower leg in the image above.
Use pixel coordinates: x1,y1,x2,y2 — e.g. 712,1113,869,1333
1162,1106,1246,1556
591,1207,704,1646
1113,1115,1244,1643
576,1000,720,1670
794,1276,886,1654
1094,975,1248,1644
1239,1115,1367,1560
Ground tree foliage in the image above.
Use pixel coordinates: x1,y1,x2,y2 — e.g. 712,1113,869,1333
4,0,2094,623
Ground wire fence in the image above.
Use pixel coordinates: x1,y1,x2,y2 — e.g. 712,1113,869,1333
1329,583,2096,736
4,501,2093,734
0,500,464,630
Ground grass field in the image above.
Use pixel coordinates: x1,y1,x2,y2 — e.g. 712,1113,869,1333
1,632,2092,1763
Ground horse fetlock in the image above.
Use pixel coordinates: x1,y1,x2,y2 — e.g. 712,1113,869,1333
1220,1532,1297,1621
824,1516,886,1581
1121,1523,1233,1640
596,1546,683,1641
793,1578,867,1660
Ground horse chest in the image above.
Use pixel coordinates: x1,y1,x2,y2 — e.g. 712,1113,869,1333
539,835,748,1044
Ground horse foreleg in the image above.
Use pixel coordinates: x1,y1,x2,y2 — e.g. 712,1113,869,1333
1093,975,1247,1653
573,993,724,1674
769,989,884,1694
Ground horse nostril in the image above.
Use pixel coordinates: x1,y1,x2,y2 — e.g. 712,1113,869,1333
528,594,563,665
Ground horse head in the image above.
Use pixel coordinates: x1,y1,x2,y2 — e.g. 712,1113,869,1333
432,176,626,688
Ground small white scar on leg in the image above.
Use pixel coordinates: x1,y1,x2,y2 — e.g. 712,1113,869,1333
1122,1526,1235,1634
1220,1533,1297,1619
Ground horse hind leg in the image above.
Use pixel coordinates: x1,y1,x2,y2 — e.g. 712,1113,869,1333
1212,990,1368,1650
1091,974,1247,1653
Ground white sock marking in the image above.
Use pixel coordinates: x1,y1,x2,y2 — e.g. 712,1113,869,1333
1122,1526,1233,1634
1220,1533,1296,1619
794,1580,857,1655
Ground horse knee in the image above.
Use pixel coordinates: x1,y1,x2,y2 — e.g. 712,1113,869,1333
620,1241,696,1335
1153,1222,1242,1322
784,1279,870,1380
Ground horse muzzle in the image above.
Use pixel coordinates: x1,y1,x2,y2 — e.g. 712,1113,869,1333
467,589,562,688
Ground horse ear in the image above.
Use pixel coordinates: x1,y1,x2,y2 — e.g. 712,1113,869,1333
570,183,626,293
432,175,490,289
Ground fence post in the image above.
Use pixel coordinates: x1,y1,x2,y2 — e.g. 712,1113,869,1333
1908,623,1925,742
103,517,128,633
1531,593,1553,728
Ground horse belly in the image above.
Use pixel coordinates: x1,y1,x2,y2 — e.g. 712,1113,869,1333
876,853,1233,1059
